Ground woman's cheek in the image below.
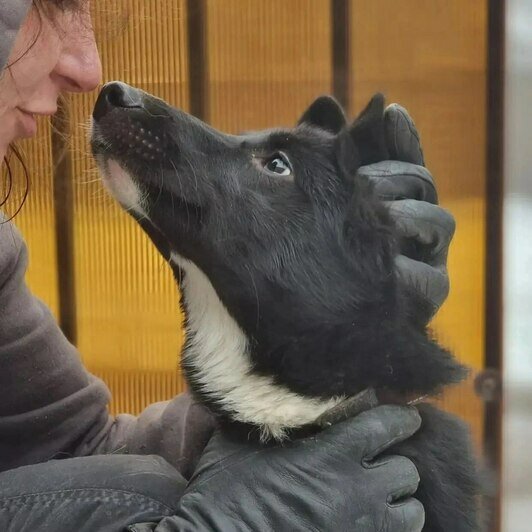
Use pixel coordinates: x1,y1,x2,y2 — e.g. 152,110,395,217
5,10,62,97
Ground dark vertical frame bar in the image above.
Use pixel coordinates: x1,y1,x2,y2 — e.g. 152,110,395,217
186,0,208,121
51,99,77,345
484,0,505,530
331,0,351,112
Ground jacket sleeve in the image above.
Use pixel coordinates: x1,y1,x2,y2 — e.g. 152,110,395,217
0,218,215,477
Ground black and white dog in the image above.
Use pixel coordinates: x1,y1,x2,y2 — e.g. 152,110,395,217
91,82,479,531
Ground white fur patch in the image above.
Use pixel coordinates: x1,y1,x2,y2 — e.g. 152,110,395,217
100,159,147,218
171,252,343,440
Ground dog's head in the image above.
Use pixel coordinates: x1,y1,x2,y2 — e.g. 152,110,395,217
91,83,464,438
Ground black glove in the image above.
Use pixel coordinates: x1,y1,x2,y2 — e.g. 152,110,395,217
357,103,455,318
129,405,424,532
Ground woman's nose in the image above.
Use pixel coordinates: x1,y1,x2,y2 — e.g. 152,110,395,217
51,18,102,93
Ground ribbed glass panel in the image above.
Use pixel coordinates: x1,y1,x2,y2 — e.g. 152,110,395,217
6,119,58,318
71,0,190,415
206,0,333,131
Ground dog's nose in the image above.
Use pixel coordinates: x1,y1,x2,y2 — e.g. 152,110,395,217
93,81,144,121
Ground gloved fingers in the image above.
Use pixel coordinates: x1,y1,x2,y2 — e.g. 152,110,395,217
394,255,449,313
127,524,156,532
357,161,437,204
324,405,421,459
384,498,425,532
383,103,425,166
386,200,455,266
190,428,266,481
368,455,420,499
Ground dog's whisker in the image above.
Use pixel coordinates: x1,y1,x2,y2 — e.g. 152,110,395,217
181,155,193,229
245,265,261,331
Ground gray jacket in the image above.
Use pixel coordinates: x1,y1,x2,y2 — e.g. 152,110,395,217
0,0,215,477
0,0,31,71
0,215,215,477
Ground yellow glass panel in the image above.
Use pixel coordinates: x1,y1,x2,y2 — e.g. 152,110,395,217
71,0,190,415
350,0,487,446
6,120,58,319
206,0,332,131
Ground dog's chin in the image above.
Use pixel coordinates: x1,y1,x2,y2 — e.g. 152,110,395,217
97,158,147,216
96,157,204,263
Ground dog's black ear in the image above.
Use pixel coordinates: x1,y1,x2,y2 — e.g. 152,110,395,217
297,95,347,134
337,93,389,174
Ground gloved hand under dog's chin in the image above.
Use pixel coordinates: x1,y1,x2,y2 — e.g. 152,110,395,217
357,103,456,321
129,405,424,532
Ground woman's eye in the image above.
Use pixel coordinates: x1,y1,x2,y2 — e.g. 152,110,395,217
264,153,292,176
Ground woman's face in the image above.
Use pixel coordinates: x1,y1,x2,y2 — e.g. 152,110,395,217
0,4,102,160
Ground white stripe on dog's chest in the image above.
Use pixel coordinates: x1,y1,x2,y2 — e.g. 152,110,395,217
170,253,343,440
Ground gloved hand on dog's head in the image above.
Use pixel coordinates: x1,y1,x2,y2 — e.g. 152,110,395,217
140,99,455,323
357,103,456,320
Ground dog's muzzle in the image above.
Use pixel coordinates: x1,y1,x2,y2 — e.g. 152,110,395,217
92,82,168,162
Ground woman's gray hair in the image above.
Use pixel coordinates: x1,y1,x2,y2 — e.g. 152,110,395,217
0,0,32,71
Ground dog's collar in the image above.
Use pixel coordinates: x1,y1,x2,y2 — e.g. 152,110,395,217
313,388,429,429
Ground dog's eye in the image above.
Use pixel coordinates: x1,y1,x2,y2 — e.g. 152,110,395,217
264,153,292,176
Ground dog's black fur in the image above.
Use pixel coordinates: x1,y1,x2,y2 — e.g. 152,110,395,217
92,85,479,531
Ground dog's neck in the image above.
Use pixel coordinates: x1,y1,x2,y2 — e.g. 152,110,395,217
170,252,344,441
